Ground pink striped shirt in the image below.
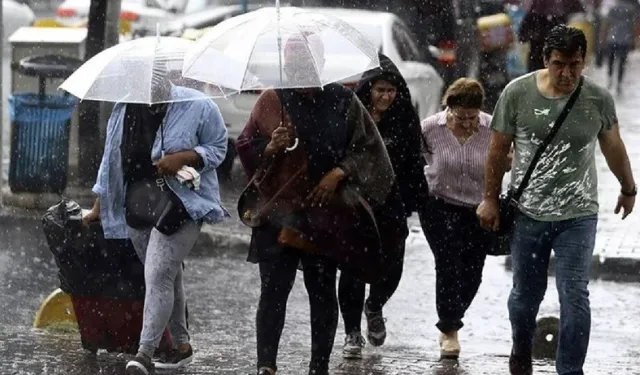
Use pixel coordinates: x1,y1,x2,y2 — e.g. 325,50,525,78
421,109,492,207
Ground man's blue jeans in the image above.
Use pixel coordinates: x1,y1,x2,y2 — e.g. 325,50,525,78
508,212,597,375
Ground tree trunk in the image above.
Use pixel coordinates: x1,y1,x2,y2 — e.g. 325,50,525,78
98,0,122,158
0,0,3,205
77,0,108,188
104,0,123,50
77,0,121,188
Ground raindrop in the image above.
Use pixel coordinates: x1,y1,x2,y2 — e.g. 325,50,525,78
545,334,554,342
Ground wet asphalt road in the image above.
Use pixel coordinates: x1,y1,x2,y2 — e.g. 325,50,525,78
1,212,640,375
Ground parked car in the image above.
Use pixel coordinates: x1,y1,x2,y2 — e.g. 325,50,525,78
186,7,444,142
55,0,224,35
145,4,266,38
57,0,135,24
315,0,458,86
4,0,36,43
129,0,253,37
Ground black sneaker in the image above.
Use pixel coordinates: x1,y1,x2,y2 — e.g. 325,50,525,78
509,349,533,375
257,368,275,375
365,306,387,347
126,354,153,375
154,346,194,369
342,331,366,359
152,347,172,363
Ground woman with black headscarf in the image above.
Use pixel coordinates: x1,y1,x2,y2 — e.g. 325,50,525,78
339,53,429,359
235,36,397,375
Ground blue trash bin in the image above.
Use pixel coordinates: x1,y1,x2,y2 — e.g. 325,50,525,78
8,93,77,194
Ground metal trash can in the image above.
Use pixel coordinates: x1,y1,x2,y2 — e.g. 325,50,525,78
8,55,82,194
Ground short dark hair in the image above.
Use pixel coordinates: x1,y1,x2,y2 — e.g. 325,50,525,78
543,24,587,60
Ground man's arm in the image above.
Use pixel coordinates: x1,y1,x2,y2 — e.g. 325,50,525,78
484,130,515,201
599,126,635,192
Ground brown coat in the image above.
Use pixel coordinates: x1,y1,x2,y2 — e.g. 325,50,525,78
236,87,397,281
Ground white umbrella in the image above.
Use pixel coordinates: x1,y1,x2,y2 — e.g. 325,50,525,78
181,1,380,91
59,35,237,104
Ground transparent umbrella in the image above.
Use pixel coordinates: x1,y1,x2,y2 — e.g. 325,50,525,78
59,35,237,104
181,1,380,91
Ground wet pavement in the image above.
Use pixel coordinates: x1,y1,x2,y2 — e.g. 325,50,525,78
1,214,640,375
2,53,640,374
588,56,640,260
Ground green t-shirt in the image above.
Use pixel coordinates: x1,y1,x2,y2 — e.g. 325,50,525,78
491,72,618,221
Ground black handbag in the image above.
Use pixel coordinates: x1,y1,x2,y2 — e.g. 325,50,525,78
488,76,584,256
124,117,191,236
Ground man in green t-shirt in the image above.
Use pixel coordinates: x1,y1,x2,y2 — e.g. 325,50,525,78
477,25,636,375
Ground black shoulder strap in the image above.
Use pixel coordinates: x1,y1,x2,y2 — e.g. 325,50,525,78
513,76,584,201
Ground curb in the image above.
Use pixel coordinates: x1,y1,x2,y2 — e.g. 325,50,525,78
0,203,252,255
2,185,97,211
195,225,251,255
0,205,44,222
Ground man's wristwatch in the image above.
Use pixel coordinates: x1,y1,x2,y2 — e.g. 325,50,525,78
621,185,637,197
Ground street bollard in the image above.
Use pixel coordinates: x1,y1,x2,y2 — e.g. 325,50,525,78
33,288,78,329
533,316,560,359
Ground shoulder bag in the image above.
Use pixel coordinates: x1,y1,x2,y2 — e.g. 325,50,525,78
124,117,191,236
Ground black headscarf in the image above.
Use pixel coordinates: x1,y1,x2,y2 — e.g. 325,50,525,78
121,103,166,184
354,53,429,216
276,83,354,184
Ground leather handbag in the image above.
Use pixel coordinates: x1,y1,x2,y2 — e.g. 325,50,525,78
238,162,385,283
124,119,191,236
277,226,322,253
238,161,306,228
489,76,584,256
273,190,384,283
125,177,190,235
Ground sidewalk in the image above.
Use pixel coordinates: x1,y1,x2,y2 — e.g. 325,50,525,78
567,53,640,273
2,231,638,375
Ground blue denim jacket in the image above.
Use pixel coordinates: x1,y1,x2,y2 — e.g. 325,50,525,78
93,85,230,239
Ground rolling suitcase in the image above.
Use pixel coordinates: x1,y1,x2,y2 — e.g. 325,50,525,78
42,199,173,354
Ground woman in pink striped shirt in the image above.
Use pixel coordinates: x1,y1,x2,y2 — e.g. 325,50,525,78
420,78,503,360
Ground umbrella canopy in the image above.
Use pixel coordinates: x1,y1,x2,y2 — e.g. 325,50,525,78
60,36,237,104
181,4,380,91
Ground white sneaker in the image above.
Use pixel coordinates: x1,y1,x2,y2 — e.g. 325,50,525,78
125,355,153,375
439,331,461,359
342,332,366,359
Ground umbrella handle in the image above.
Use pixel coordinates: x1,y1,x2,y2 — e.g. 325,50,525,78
285,138,299,152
